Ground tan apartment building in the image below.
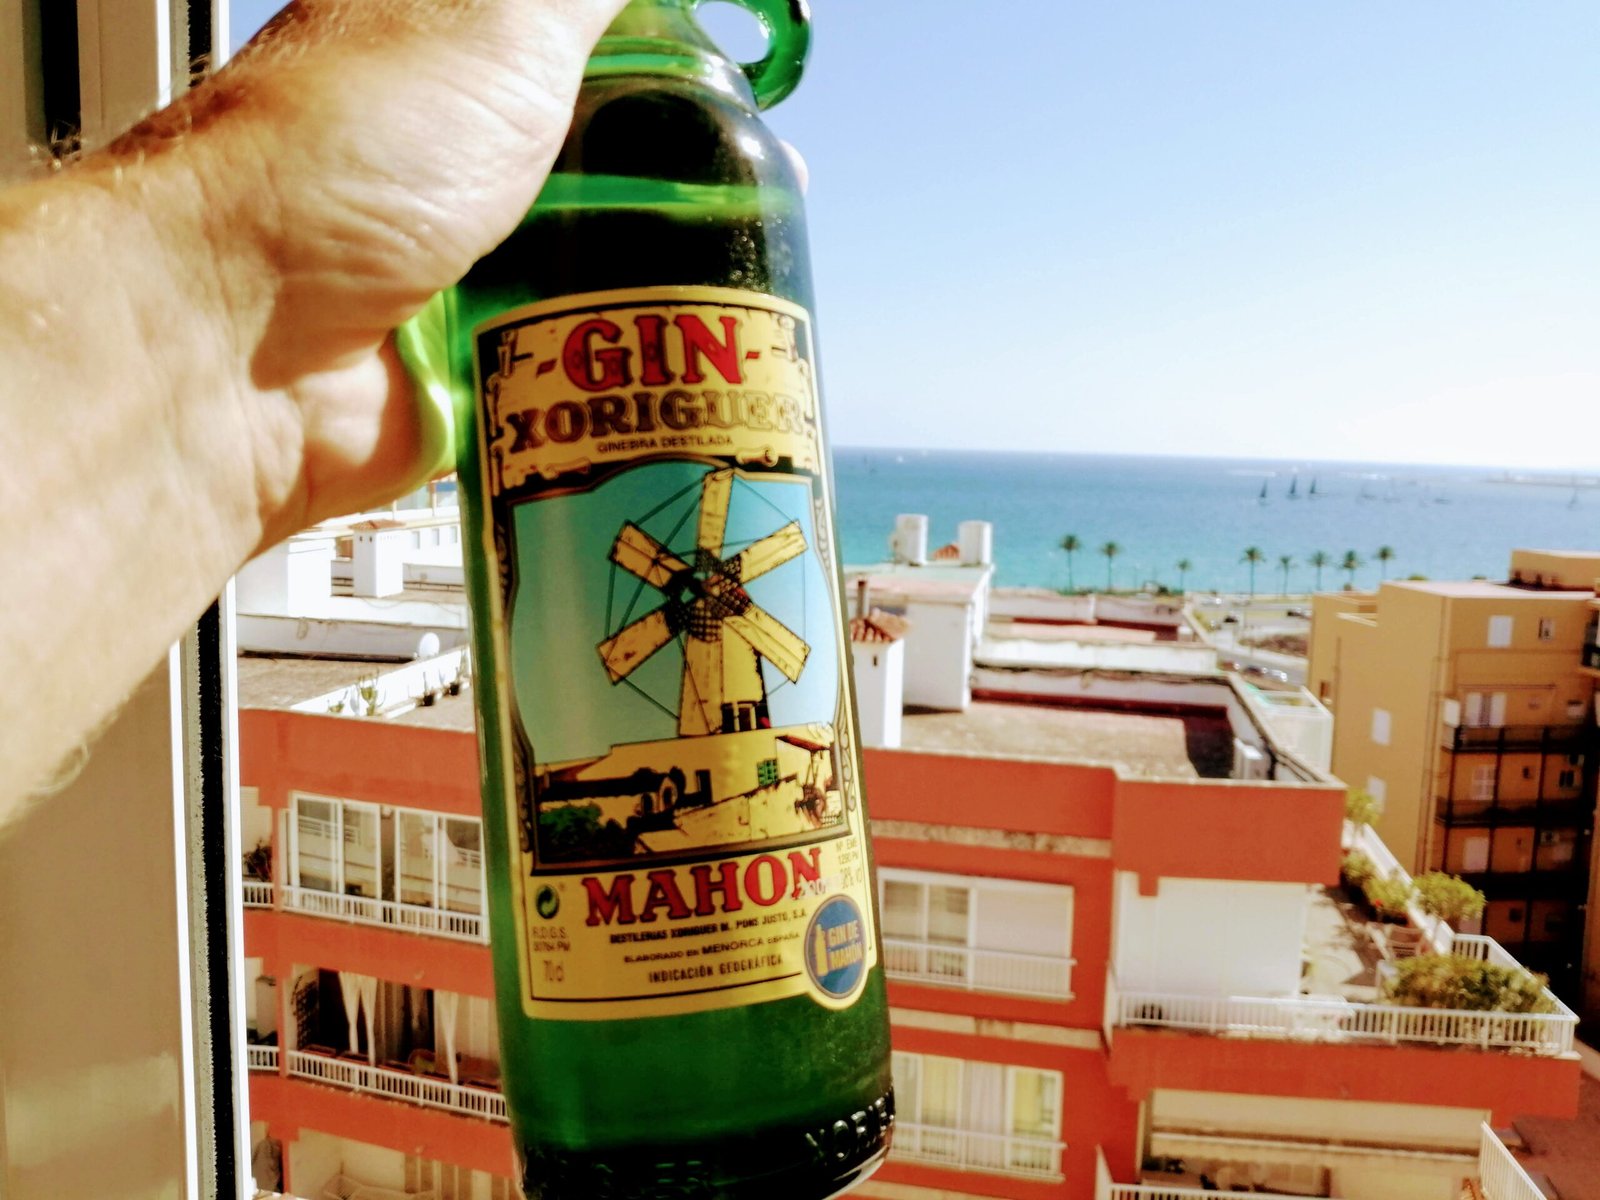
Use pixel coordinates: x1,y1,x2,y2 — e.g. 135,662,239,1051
1307,549,1600,1014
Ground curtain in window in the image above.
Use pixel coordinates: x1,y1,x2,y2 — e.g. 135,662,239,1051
962,1061,1005,1169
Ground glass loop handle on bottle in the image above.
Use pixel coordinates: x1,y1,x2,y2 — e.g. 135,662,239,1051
693,0,811,109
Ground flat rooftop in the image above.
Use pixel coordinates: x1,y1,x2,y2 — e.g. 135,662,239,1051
237,654,479,731
1393,579,1591,600
899,700,1237,778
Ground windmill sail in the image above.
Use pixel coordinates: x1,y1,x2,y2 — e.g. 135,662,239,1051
597,468,814,737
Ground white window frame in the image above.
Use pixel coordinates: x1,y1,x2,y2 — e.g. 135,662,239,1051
288,791,488,940
878,867,1076,999
0,8,249,1197
1539,617,1556,642
891,1049,1066,1180
1365,776,1386,808
1488,615,1514,648
1469,763,1497,803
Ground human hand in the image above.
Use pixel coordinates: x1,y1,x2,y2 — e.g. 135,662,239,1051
114,0,631,548
0,0,627,813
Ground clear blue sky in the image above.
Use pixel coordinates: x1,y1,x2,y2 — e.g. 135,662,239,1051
231,2,1600,470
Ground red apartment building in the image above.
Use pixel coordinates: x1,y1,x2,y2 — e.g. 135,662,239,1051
236,517,1579,1200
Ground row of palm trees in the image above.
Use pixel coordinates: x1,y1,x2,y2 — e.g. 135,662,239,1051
1060,534,1398,595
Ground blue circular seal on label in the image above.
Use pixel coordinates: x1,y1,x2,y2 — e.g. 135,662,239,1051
804,895,867,1000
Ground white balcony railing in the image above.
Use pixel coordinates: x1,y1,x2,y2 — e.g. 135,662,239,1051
282,885,486,943
1095,1147,1221,1200
1478,1124,1548,1200
892,1122,1064,1180
323,1174,436,1200
247,1044,280,1072
882,938,1076,999
242,879,275,908
286,1049,507,1122
1112,983,1575,1056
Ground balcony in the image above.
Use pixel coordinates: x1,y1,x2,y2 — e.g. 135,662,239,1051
1442,724,1592,754
1477,1124,1545,1200
892,1122,1065,1181
322,1174,436,1200
1108,979,1574,1055
285,1048,507,1122
882,937,1075,999
1433,794,1592,828
248,1044,280,1072
242,879,275,908
1094,1129,1535,1200
281,884,486,943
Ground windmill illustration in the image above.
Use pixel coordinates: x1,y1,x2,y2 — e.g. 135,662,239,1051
598,469,811,737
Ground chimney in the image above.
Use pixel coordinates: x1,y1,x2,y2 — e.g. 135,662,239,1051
957,520,993,567
891,514,929,565
353,528,408,598
856,578,870,619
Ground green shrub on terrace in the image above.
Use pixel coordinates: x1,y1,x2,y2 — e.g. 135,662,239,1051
1340,851,1377,889
1345,788,1382,828
1382,955,1556,1014
1364,874,1415,920
1412,872,1487,926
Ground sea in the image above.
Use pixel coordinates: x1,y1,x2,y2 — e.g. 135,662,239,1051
830,450,1600,595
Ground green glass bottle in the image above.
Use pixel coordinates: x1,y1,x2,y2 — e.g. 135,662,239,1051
414,2,893,1196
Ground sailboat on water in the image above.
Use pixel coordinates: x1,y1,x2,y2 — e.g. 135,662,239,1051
1258,479,1269,504
1309,477,1319,498
1287,474,1299,500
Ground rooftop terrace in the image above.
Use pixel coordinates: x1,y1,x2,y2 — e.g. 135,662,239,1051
901,700,1230,778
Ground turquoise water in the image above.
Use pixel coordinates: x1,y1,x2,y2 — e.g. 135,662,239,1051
831,450,1600,593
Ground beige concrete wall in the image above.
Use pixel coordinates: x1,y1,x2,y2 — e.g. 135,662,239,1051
0,664,191,1200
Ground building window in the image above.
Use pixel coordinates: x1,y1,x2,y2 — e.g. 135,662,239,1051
1365,776,1386,808
1469,764,1497,803
1558,768,1578,789
1463,692,1507,728
891,1050,1063,1180
1539,618,1556,641
878,869,1074,998
289,793,486,940
1370,708,1391,746
1488,616,1514,647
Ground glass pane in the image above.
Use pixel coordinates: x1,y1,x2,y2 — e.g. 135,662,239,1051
927,885,969,945
295,798,337,892
1009,1068,1059,1137
921,1055,961,1128
342,803,380,898
399,811,437,908
881,880,924,939
443,819,483,915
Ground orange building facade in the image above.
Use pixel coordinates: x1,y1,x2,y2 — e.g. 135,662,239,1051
240,688,1578,1200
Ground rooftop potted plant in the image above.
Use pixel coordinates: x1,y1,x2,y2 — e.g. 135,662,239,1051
1382,954,1557,1015
1412,872,1487,928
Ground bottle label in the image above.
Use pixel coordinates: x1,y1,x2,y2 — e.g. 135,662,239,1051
471,286,877,1020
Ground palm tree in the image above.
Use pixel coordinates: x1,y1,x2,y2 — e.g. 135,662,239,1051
1308,550,1330,591
1341,550,1364,589
1277,554,1295,597
1059,534,1081,592
1176,558,1193,594
1241,546,1265,598
1375,545,1396,581
1100,541,1121,592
